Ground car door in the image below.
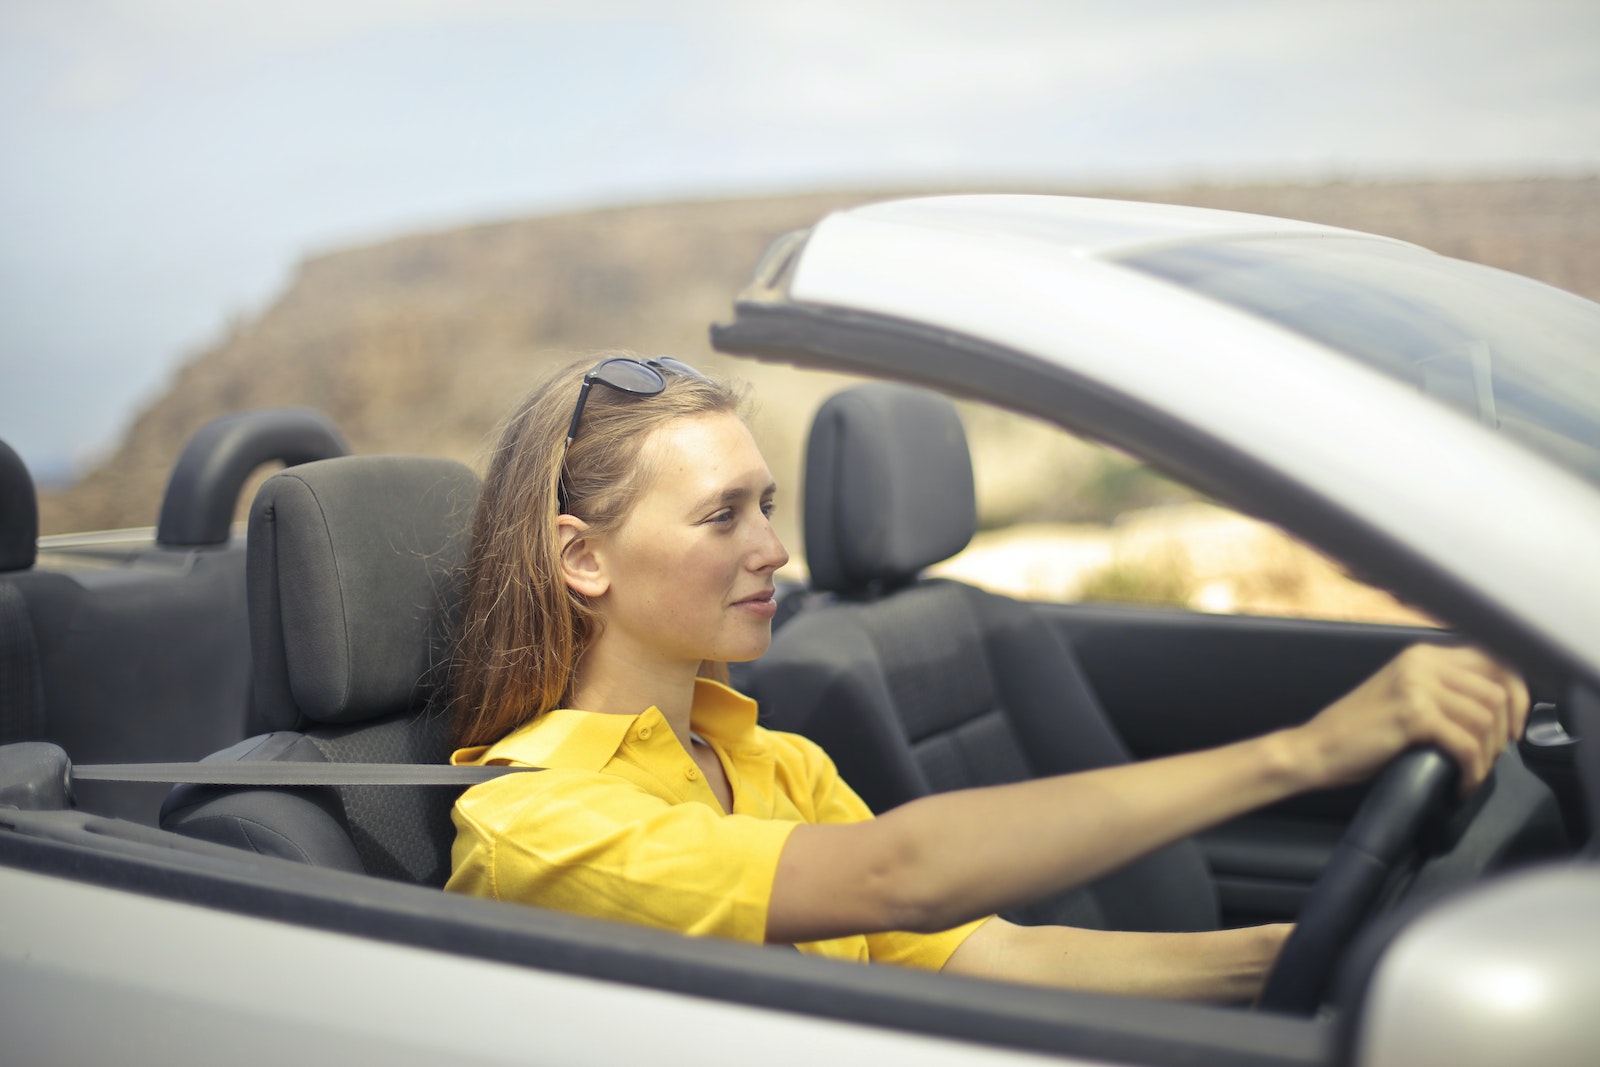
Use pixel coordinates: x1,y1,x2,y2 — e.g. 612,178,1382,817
1042,602,1438,925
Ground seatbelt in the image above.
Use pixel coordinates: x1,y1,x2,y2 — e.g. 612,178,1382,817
70,762,536,786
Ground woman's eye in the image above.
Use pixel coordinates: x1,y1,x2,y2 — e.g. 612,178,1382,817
760,501,777,519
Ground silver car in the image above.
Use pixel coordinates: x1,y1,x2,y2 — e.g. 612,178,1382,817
2,194,1596,1066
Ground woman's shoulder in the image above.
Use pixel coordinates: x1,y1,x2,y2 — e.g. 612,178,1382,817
454,707,642,771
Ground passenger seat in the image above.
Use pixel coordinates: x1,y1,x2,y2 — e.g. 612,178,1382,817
750,384,1220,933
162,454,480,884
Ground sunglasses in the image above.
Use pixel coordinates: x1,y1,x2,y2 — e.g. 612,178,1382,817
559,356,708,512
564,356,708,446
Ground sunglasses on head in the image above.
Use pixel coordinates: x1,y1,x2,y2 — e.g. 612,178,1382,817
559,356,708,513
564,356,708,446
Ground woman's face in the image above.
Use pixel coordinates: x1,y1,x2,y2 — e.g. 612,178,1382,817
587,412,789,669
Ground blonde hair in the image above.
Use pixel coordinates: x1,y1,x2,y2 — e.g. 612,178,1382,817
450,355,746,747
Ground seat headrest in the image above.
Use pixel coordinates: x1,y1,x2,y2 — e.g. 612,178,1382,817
248,455,481,727
803,384,976,593
0,439,38,572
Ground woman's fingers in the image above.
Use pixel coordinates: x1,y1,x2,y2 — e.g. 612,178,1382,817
1431,713,1494,793
1303,643,1528,791
1433,658,1509,741
1426,687,1498,788
1430,647,1531,747
1390,645,1527,791
1501,666,1531,741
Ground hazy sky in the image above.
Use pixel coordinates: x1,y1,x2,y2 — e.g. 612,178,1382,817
2,0,1597,482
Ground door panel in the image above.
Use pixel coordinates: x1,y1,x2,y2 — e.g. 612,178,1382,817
1037,602,1444,924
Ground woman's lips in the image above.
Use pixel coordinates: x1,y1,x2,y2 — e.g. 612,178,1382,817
733,590,778,619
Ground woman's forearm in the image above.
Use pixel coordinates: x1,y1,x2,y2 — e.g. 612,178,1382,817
943,917,1293,1003
867,729,1310,932
770,729,1309,941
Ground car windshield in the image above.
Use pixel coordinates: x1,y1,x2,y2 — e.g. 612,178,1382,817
1120,236,1600,489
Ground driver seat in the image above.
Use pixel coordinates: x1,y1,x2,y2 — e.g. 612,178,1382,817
752,384,1219,932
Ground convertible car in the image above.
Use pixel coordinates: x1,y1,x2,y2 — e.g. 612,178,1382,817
2,195,1597,1065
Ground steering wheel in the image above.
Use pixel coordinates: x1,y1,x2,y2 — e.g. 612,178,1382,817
1256,747,1460,1015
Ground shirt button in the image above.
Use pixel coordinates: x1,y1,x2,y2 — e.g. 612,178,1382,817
685,767,699,781
636,725,652,740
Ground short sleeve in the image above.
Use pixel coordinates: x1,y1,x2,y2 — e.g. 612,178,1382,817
864,917,992,970
447,768,799,944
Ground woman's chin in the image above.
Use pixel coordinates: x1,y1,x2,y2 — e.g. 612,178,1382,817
717,630,774,665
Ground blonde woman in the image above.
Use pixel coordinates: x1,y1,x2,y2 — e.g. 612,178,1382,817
445,355,1526,1002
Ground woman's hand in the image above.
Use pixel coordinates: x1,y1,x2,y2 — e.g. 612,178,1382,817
1288,644,1529,794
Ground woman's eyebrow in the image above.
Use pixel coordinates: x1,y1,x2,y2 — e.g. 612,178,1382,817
691,481,777,513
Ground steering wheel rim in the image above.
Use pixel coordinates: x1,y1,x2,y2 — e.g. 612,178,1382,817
1255,747,1460,1015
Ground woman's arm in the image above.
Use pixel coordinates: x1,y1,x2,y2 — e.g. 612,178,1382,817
941,918,1292,1003
765,644,1527,949
769,722,1309,941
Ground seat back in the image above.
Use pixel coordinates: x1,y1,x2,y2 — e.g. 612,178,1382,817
2,413,350,823
162,455,481,885
0,439,46,747
754,384,1218,932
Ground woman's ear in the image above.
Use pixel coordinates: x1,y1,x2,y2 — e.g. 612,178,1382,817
557,515,609,598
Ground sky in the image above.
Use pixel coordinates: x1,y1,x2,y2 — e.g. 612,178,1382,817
2,0,1597,484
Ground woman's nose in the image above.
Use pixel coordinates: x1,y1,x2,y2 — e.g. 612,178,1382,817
751,518,789,572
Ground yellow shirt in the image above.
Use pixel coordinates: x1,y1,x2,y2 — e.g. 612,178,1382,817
446,679,986,969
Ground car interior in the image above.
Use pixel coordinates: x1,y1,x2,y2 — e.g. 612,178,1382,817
0,409,348,823
0,378,1587,1062
744,383,1219,934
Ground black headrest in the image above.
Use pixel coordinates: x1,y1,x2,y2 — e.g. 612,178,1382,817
158,407,350,547
803,384,976,593
0,439,38,572
248,455,481,727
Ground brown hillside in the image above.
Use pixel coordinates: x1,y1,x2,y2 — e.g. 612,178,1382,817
39,177,1600,551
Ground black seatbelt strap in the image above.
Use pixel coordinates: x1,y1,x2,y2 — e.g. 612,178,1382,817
71,762,538,786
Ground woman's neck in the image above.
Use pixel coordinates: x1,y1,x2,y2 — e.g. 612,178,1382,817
570,638,701,749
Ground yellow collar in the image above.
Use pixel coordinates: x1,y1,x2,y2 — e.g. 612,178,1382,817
452,678,760,769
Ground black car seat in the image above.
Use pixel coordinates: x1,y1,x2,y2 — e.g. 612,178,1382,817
0,438,49,746
751,384,1219,932
161,454,481,885
0,412,348,823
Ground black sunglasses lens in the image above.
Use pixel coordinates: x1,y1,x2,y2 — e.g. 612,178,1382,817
591,358,666,395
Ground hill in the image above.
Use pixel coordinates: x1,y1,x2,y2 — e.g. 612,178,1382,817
38,176,1600,555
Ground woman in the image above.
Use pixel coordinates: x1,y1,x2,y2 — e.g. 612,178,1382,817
444,354,1527,1002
